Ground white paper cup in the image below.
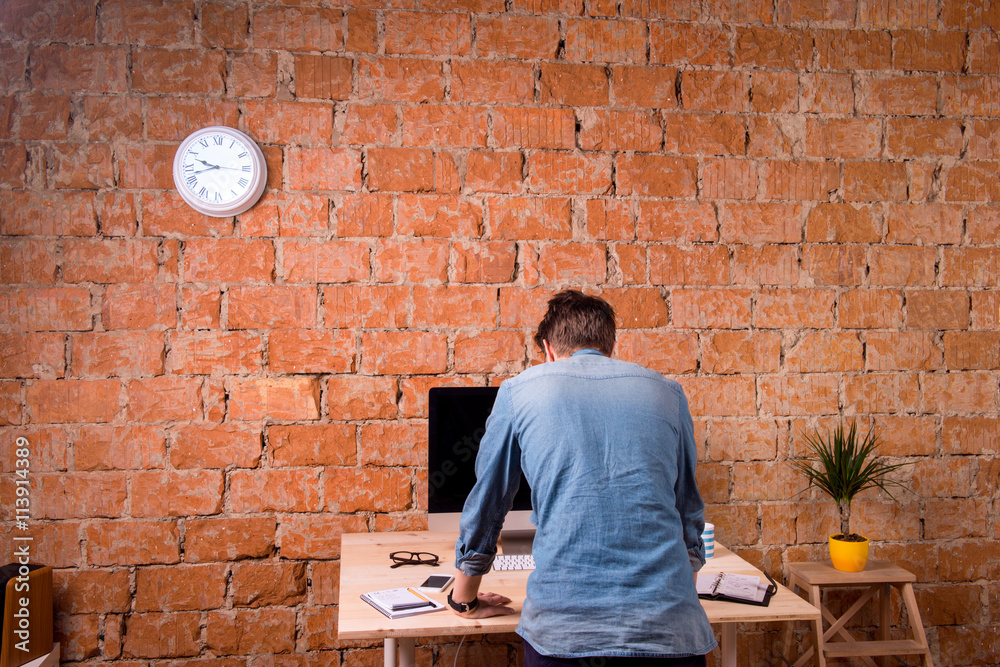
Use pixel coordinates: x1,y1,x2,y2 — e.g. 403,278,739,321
702,522,715,558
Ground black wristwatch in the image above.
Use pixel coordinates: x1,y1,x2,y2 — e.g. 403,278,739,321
447,591,479,614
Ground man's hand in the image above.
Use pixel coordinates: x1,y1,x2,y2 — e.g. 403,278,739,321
455,591,516,619
450,570,515,618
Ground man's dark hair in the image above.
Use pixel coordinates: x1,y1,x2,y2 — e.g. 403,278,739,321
533,290,616,357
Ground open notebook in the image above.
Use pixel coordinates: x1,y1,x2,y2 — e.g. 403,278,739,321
696,571,777,607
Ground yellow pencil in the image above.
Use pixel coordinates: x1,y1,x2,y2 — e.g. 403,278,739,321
407,588,433,604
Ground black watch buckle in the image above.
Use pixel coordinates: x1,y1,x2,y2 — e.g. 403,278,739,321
447,591,479,614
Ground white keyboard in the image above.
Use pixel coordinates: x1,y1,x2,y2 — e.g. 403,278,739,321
493,554,535,571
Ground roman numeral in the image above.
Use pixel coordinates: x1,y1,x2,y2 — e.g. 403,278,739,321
242,165,252,172
198,138,208,148
238,177,249,188
186,175,197,186
237,151,247,158
213,136,223,145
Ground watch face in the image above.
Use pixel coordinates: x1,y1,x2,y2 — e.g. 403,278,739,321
173,126,267,217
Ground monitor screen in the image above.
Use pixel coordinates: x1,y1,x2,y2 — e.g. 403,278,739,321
427,386,532,516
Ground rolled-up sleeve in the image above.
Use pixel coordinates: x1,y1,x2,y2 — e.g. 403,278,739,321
454,382,522,577
674,388,707,573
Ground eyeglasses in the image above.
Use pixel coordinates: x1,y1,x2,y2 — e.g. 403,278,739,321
389,551,440,568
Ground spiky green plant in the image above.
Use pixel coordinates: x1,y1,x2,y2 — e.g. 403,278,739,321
791,422,910,539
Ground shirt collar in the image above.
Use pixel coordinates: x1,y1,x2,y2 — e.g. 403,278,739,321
571,348,604,357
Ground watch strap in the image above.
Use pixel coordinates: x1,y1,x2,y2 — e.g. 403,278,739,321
447,591,479,614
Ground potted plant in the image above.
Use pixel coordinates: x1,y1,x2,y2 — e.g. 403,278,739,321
791,421,910,572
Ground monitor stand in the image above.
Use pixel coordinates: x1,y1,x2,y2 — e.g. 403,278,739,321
498,529,534,555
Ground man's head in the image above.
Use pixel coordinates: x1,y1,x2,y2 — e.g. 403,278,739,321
533,290,616,359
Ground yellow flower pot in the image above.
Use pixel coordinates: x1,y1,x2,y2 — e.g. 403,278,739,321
829,534,869,572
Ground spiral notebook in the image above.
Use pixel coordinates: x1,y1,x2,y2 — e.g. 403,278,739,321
696,571,777,606
361,587,446,619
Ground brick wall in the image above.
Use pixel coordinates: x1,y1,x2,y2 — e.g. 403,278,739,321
1,1,998,665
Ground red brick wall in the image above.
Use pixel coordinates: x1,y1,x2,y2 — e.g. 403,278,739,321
1,1,999,665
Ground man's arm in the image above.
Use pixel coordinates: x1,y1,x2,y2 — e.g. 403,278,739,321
674,387,707,573
452,383,521,616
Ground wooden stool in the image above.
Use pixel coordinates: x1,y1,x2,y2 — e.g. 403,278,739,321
785,560,933,667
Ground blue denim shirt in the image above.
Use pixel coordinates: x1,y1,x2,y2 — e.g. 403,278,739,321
455,349,717,658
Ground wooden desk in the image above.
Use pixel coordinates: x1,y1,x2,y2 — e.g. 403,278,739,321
339,532,820,667
786,560,933,667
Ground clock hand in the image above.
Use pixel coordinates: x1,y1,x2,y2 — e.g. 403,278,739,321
196,158,220,168
193,166,221,174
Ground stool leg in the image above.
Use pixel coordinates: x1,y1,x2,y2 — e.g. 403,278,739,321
807,583,827,667
788,576,817,667
780,578,801,667
900,583,934,667
879,582,891,667
779,616,794,666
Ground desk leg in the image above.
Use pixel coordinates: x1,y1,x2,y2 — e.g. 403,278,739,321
399,638,415,667
384,638,396,667
383,638,415,667
720,624,737,667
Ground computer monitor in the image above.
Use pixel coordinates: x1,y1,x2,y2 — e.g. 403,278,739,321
427,386,534,553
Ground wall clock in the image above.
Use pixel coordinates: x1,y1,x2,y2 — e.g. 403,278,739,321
172,126,267,217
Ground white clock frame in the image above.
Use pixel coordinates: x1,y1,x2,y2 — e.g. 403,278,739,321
172,126,267,217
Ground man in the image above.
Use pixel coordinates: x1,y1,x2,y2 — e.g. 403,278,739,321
449,290,716,666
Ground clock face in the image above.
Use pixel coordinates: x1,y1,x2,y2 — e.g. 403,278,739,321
172,127,267,217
